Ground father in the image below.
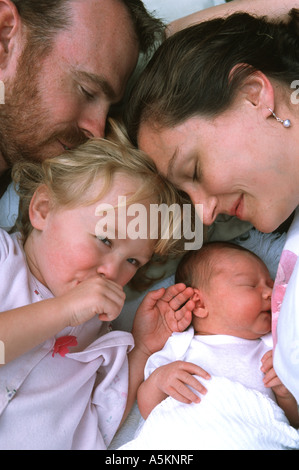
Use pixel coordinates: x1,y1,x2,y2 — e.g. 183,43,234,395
0,0,163,203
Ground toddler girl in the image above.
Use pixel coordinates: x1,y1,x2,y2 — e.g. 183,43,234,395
0,120,193,450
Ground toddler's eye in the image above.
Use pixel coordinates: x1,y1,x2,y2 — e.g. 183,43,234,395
127,258,140,267
97,236,111,247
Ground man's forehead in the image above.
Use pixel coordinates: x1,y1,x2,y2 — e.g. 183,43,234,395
53,0,139,95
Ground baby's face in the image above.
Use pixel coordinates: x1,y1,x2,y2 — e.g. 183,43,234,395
199,250,273,339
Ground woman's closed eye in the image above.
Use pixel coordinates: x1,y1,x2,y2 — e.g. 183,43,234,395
192,163,199,182
192,161,203,183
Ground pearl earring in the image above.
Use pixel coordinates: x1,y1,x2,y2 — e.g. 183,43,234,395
268,108,291,128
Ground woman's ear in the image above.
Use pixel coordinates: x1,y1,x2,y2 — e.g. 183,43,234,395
192,288,209,319
0,0,22,69
230,65,275,119
29,185,52,230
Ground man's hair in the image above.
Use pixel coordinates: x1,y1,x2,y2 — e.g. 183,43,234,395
11,0,72,50
121,0,165,55
12,0,165,54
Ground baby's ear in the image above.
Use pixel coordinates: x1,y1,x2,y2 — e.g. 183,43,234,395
29,185,52,230
192,288,209,319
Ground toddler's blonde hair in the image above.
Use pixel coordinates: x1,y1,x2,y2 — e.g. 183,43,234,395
12,119,186,262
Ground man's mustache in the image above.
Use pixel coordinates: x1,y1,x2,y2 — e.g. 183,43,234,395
55,126,89,150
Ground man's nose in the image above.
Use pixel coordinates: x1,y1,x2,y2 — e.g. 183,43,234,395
78,107,108,139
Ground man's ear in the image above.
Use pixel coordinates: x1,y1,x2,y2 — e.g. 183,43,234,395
230,65,275,120
0,0,21,69
29,185,52,231
192,288,209,319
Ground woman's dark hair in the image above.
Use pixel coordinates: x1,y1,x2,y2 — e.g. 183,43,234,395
126,9,299,145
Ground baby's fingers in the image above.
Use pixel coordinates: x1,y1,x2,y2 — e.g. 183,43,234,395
169,372,209,404
176,361,210,389
168,381,201,404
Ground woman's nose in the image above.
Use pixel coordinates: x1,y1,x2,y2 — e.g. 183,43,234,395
189,188,218,226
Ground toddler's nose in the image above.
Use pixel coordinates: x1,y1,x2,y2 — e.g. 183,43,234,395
97,262,119,282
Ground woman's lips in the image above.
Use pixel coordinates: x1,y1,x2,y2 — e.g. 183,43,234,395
230,194,244,218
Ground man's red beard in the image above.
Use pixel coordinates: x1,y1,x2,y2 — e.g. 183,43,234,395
0,41,86,169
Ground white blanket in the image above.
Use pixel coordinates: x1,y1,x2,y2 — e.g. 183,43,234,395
119,376,299,450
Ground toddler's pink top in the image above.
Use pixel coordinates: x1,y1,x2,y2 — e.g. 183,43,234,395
0,230,134,449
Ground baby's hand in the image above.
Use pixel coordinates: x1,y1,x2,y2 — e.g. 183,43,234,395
150,361,210,404
261,350,293,399
58,276,126,326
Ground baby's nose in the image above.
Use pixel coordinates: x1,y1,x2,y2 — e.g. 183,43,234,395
263,285,272,300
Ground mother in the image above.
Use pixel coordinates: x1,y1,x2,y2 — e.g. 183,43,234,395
126,10,299,401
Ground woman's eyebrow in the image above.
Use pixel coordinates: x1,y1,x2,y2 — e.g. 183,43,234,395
167,147,180,179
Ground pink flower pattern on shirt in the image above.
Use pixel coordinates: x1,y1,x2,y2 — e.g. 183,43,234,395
272,250,298,346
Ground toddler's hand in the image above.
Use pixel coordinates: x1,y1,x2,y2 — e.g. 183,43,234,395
58,276,126,326
132,283,194,356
